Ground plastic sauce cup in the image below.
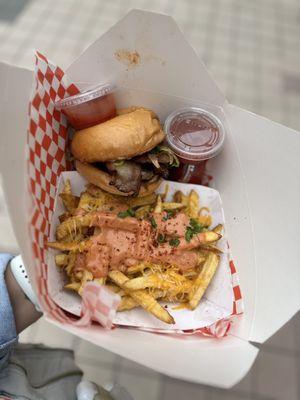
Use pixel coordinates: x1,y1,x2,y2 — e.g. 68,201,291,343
164,107,226,184
55,83,116,130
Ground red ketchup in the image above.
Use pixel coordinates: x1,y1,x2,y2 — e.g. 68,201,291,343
164,107,225,185
55,83,116,130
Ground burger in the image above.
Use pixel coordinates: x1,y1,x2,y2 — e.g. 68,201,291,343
71,107,179,197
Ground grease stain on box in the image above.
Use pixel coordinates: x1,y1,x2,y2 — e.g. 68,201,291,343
115,50,166,69
115,49,141,68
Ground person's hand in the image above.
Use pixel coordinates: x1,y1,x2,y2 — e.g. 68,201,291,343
5,262,41,333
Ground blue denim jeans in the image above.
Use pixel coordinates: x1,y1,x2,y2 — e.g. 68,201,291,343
0,253,17,370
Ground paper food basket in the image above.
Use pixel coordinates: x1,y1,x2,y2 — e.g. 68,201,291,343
0,10,299,388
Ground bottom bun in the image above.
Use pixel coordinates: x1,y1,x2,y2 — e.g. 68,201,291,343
75,160,162,197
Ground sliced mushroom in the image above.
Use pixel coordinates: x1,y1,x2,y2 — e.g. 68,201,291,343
133,146,179,168
157,164,169,179
134,153,172,165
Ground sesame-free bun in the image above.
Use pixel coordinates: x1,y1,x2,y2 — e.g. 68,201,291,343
75,160,162,197
71,108,165,163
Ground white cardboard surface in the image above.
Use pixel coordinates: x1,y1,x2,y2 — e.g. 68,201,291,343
66,10,225,108
0,9,300,387
48,172,233,331
225,104,300,343
48,315,259,389
0,62,36,289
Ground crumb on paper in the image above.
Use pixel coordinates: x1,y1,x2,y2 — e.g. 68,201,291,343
115,49,141,68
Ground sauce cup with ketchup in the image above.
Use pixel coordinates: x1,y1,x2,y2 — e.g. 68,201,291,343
55,83,116,130
164,107,226,185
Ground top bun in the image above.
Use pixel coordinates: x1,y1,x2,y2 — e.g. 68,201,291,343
71,107,165,163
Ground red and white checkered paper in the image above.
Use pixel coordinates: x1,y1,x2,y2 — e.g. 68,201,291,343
27,51,243,336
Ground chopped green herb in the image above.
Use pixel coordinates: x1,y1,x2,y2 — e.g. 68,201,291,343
127,208,135,217
117,208,135,218
185,227,193,242
185,218,204,242
150,216,157,229
169,237,180,247
157,233,166,243
189,218,204,233
109,206,114,211
162,210,174,221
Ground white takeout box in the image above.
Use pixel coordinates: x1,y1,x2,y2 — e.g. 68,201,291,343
0,10,299,388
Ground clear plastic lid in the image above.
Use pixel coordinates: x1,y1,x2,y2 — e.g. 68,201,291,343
164,107,226,162
55,83,115,110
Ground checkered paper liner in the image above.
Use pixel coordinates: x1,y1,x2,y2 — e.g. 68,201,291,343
27,51,121,328
27,51,243,336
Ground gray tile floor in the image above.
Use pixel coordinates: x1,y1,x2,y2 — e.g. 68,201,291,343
1,0,300,399
17,312,300,400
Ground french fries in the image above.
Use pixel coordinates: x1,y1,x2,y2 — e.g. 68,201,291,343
200,244,223,254
118,289,164,311
187,190,199,218
153,195,162,213
126,262,148,274
109,271,175,324
65,252,76,276
59,193,80,213
189,252,220,310
59,212,72,223
47,239,89,252
118,296,138,311
94,278,106,285
55,254,69,267
59,180,80,212
135,205,151,219
56,213,94,240
50,180,223,325
65,282,81,292
199,231,221,243
127,194,156,208
63,179,72,195
124,271,192,293
159,183,169,201
173,190,188,206
162,202,185,210
198,207,212,227
77,192,105,212
212,224,223,234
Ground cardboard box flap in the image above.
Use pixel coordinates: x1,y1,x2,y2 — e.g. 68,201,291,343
66,9,225,107
225,104,300,343
49,316,258,388
0,62,34,286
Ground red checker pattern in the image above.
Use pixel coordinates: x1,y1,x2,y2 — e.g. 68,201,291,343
27,52,120,328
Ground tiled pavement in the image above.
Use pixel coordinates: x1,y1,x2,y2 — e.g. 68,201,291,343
1,0,300,399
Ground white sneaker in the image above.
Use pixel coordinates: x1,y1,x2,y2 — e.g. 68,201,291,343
76,380,99,400
10,254,41,312
76,380,134,400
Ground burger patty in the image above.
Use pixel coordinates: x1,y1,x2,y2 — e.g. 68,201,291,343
88,146,179,196
106,160,143,195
